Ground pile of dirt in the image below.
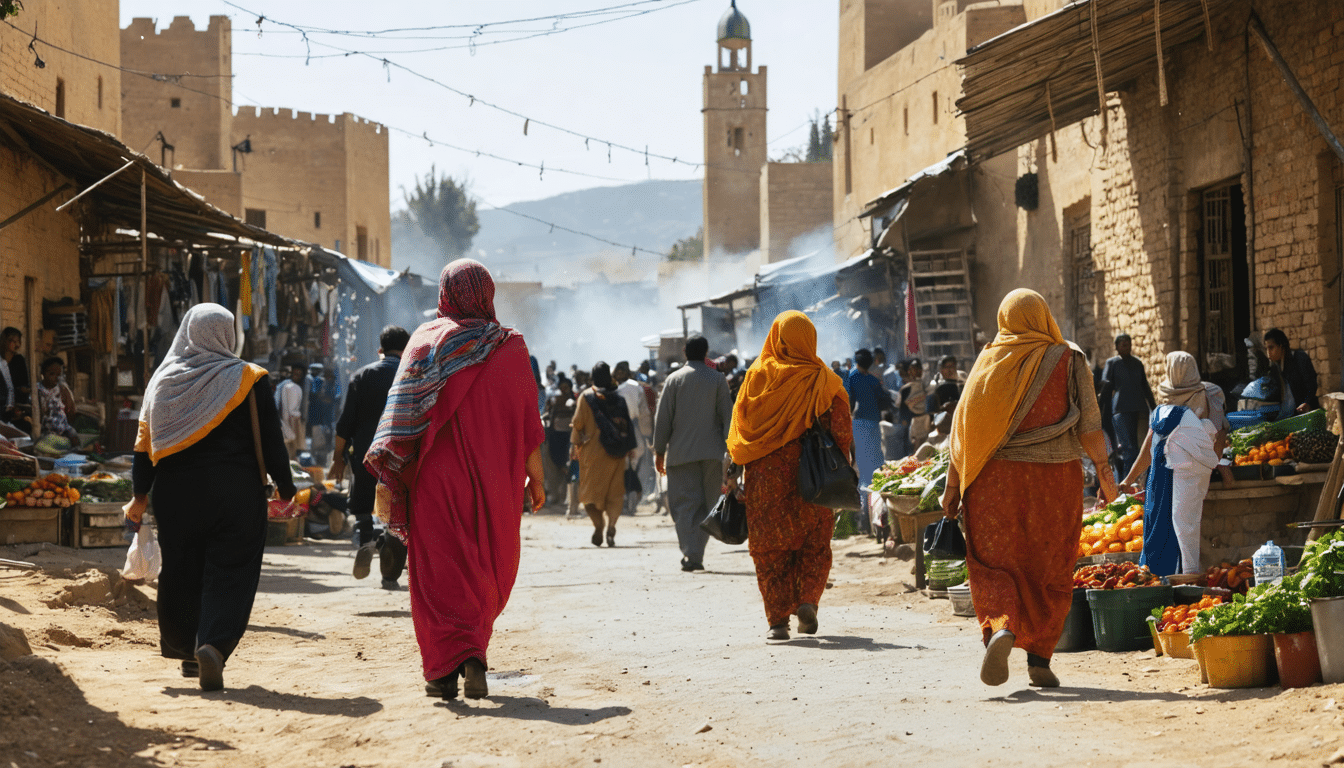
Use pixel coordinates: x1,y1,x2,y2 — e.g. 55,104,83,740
45,567,156,619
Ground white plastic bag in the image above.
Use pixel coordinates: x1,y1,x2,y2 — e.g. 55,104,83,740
121,525,162,582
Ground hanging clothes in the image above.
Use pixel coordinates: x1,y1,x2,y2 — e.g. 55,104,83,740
88,282,117,357
262,247,279,331
239,250,253,330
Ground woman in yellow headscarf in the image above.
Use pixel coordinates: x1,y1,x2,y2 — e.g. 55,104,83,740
727,311,852,641
942,289,1116,688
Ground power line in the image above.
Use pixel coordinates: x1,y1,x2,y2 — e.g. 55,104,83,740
252,1,695,37
474,197,668,258
220,0,763,176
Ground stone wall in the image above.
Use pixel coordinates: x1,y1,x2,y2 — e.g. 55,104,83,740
174,169,243,217
121,16,230,170
833,5,1025,262
1,0,120,137
759,162,833,264
0,0,119,375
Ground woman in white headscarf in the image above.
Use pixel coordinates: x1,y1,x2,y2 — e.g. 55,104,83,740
122,304,295,691
1120,351,1229,574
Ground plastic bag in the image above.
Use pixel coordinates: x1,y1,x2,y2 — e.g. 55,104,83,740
121,525,162,582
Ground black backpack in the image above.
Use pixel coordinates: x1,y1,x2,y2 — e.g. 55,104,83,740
585,391,638,459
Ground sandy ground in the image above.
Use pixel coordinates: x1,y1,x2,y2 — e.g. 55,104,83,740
3,508,1344,768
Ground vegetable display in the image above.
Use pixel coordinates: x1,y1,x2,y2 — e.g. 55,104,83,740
1198,560,1254,594
1073,562,1162,589
1189,530,1344,643
3,473,80,508
1153,596,1225,632
869,456,932,495
68,472,134,502
1228,408,1330,462
1078,504,1145,557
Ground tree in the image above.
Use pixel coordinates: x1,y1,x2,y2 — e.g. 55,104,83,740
819,113,834,161
805,119,823,162
402,166,480,260
666,228,703,262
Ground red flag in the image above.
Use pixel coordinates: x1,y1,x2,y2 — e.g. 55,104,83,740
904,281,920,357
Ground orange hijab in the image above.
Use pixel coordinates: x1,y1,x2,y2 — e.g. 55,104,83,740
949,289,1066,494
728,311,847,465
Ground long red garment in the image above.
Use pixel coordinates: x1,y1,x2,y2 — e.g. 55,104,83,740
963,356,1083,659
744,394,853,627
406,335,545,681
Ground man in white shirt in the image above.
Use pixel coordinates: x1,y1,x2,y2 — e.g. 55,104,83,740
275,364,306,459
613,361,653,515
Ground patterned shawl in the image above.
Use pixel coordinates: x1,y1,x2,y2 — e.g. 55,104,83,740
363,259,519,541
136,303,266,464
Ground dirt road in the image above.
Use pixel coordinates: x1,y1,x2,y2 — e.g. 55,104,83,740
2,510,1343,767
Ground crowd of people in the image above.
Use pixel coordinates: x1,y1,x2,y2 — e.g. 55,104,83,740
121,256,1323,699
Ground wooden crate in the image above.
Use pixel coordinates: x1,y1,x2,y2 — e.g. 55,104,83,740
0,505,61,545
75,501,130,549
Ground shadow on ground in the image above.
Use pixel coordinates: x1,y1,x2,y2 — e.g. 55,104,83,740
162,684,383,716
436,695,631,724
2,654,204,767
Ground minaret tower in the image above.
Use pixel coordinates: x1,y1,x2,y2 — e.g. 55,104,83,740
702,0,767,259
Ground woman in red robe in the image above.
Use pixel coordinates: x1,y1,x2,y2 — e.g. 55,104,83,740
365,259,546,700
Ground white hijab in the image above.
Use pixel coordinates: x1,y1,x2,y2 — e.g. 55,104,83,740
140,303,262,462
1157,351,1228,430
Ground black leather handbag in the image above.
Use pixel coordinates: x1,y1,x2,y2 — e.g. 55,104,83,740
923,516,967,559
797,422,861,510
701,492,748,545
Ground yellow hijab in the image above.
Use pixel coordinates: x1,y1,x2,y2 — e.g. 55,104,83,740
727,311,847,465
950,289,1066,494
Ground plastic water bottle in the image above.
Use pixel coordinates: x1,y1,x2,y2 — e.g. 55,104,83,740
1252,540,1286,587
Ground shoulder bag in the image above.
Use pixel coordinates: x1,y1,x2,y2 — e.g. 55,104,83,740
798,419,861,511
247,391,276,499
701,491,748,545
923,516,967,559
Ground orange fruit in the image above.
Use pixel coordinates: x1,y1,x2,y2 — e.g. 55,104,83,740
1117,524,1132,542
1107,542,1124,553
1090,541,1107,556
1125,539,1142,552
1131,519,1144,535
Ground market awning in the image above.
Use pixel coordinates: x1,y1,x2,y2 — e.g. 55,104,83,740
956,0,1229,162
861,151,971,249
0,92,297,249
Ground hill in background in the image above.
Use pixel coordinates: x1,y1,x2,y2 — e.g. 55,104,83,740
392,179,702,285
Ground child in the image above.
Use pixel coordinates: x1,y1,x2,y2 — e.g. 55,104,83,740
36,357,80,444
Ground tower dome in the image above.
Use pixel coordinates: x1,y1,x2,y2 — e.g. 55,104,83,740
717,1,750,49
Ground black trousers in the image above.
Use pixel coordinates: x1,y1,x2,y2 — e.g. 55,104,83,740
349,460,377,546
152,464,267,663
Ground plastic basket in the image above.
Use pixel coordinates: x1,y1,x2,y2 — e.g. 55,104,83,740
1055,588,1096,652
1087,585,1173,652
1158,630,1195,659
1227,411,1267,430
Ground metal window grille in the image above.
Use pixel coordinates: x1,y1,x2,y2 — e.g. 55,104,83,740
1202,186,1235,357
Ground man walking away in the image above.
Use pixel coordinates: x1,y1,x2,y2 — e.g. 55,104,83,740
330,326,410,589
275,364,307,459
308,364,336,464
614,361,653,517
1100,333,1156,478
654,335,733,572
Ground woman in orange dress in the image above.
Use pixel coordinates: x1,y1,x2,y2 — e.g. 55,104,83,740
727,311,852,641
942,289,1116,687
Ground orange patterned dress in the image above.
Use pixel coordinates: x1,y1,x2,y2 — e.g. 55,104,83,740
962,357,1084,659
743,394,853,627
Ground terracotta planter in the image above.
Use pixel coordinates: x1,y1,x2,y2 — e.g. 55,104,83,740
1273,631,1322,689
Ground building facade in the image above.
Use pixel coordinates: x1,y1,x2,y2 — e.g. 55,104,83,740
121,16,391,266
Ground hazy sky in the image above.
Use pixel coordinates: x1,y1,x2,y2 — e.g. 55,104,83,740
119,0,840,211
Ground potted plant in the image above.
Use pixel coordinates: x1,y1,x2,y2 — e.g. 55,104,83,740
1188,595,1276,688
1293,529,1344,684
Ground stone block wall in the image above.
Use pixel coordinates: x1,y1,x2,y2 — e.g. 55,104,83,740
0,0,120,136
760,162,833,264
0,149,82,375
121,16,230,170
